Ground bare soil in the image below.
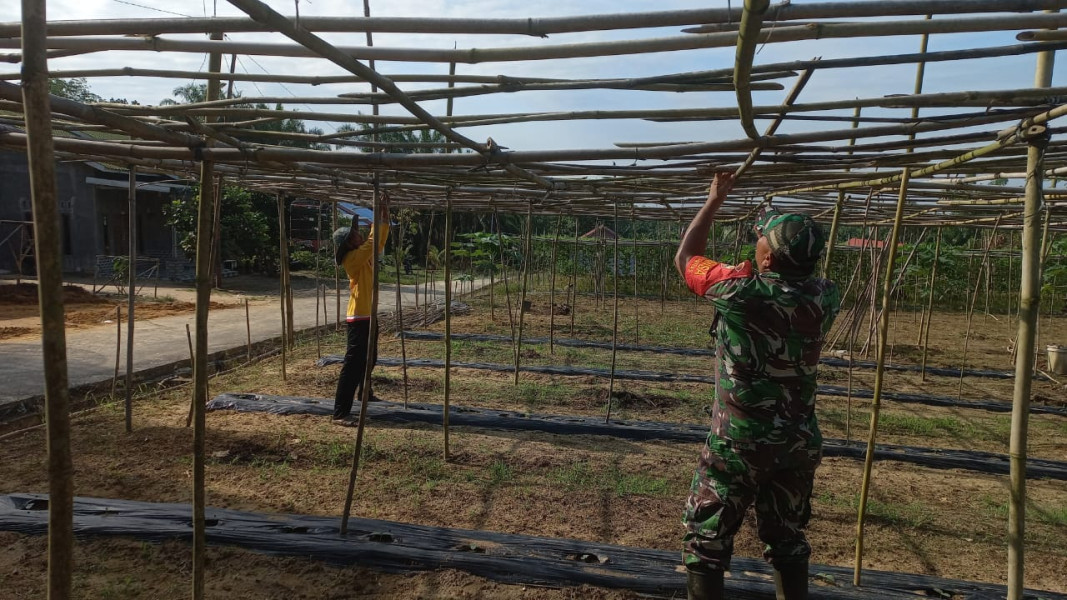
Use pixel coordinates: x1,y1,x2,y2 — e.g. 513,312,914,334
0,282,234,340
1,285,1065,598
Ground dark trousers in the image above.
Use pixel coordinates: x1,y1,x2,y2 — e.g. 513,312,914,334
333,319,376,419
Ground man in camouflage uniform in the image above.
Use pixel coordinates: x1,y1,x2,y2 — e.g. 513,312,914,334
673,172,841,600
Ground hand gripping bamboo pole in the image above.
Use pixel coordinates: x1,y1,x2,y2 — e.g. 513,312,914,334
1008,36,1056,600
192,32,222,600
21,1,73,596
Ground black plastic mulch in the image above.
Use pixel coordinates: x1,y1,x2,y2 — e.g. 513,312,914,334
396,330,1048,381
315,355,1067,417
0,494,1061,600
208,393,1067,481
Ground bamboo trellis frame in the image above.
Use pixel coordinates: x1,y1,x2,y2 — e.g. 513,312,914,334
11,2,1067,598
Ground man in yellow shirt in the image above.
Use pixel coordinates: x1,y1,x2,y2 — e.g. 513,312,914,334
331,195,390,422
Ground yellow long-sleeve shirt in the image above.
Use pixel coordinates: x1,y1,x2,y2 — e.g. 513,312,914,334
342,223,390,321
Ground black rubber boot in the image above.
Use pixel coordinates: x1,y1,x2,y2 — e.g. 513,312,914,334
686,567,724,600
773,561,809,600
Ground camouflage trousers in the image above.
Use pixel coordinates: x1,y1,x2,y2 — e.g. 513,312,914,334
682,432,821,571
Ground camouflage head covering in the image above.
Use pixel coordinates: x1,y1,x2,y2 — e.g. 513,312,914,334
753,208,826,278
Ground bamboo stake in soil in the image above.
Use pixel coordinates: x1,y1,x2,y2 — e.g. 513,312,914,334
21,2,73,593
333,202,340,331
443,190,453,459
920,229,942,381
1008,43,1054,599
191,33,222,600
514,200,534,385
493,206,516,340
112,305,120,396
245,298,251,362
393,213,410,408
605,201,621,424
959,218,1001,397
341,174,385,533
854,167,912,587
276,194,288,381
571,217,579,336
631,205,639,344
549,212,562,354
125,166,136,433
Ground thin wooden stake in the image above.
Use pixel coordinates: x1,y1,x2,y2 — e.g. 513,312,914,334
125,166,136,432
605,201,621,424
443,190,453,458
854,166,912,587
245,298,251,362
277,194,288,381
920,229,942,381
631,205,639,344
549,212,562,354
514,200,533,385
112,305,121,396
393,212,409,408
340,172,385,534
570,217,579,336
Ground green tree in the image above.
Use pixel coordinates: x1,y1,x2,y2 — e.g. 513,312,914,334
49,77,102,103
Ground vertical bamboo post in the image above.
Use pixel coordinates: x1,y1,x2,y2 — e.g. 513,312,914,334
184,323,196,428
920,229,942,381
340,173,383,534
605,201,621,424
631,205,639,344
549,212,562,354
853,167,912,587
112,305,121,396
125,167,137,432
514,201,534,385
316,202,322,358
21,2,73,593
276,195,288,380
823,194,845,279
1008,41,1055,600
211,177,223,290
392,211,407,405
443,191,454,458
245,298,251,362
191,32,222,600
333,202,341,331
570,217,579,336
492,206,516,339
1036,207,1054,362
489,212,496,320
959,219,1000,397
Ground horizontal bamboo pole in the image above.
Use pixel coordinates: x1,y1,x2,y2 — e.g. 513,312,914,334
8,13,1067,64
4,1,1063,38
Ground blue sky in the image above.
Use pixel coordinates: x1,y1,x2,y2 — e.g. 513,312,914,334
0,0,1064,157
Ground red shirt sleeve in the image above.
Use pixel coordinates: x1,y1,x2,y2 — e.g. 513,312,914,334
684,256,754,298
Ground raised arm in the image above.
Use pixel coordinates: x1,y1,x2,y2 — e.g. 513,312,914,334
674,172,736,276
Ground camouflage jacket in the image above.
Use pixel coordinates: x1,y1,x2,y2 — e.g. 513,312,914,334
684,256,841,447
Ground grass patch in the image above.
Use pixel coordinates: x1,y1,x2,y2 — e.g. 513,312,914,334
817,491,933,528
819,408,1008,443
551,460,673,497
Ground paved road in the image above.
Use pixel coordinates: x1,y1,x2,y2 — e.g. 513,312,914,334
0,278,490,411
